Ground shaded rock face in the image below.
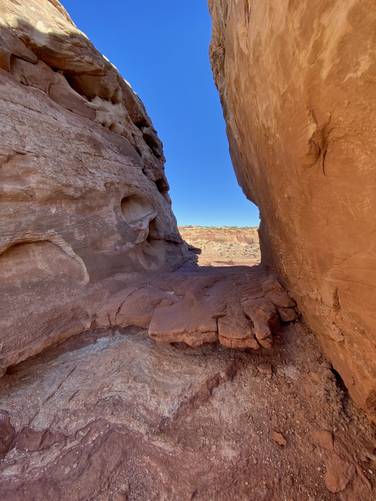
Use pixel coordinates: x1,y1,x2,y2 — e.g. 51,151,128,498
209,0,376,418
0,0,192,372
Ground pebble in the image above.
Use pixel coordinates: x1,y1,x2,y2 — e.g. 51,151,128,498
272,431,287,447
310,430,334,451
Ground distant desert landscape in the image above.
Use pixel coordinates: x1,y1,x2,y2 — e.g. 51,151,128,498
180,226,260,266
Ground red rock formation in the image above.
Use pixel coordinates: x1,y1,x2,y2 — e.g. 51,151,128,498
0,0,297,375
209,0,376,419
0,2,375,498
0,0,192,371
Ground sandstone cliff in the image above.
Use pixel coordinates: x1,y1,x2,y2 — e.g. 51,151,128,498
0,0,192,372
209,0,376,417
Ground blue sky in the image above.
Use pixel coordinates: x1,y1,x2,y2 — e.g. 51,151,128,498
61,1,259,227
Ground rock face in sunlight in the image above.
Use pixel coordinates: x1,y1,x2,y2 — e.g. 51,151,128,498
209,0,376,418
0,0,192,372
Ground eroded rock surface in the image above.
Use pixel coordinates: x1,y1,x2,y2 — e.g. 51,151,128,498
91,265,296,352
0,324,374,500
0,0,193,371
209,0,376,418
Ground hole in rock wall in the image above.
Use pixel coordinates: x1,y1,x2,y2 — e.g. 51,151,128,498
120,194,156,226
134,116,149,129
142,129,162,158
155,177,169,195
120,194,160,245
63,72,113,102
0,241,86,286
146,218,158,243
119,194,168,270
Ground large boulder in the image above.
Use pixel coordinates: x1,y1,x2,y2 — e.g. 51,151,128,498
0,0,192,372
209,0,376,418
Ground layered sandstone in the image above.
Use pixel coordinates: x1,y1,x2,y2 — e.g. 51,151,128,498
180,226,260,266
0,0,193,372
209,0,376,418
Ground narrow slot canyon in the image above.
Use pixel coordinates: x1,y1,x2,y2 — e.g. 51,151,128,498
0,1,375,500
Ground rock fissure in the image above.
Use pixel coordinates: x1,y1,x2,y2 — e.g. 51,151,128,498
0,0,375,499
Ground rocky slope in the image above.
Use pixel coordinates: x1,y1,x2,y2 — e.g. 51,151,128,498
209,0,376,419
180,226,260,266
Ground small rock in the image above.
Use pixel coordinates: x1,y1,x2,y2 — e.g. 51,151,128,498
311,430,334,451
272,431,287,447
279,365,299,381
324,453,356,493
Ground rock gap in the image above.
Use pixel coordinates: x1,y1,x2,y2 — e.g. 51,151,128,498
0,1,374,499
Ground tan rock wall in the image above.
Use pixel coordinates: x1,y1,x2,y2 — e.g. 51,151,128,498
209,0,376,417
